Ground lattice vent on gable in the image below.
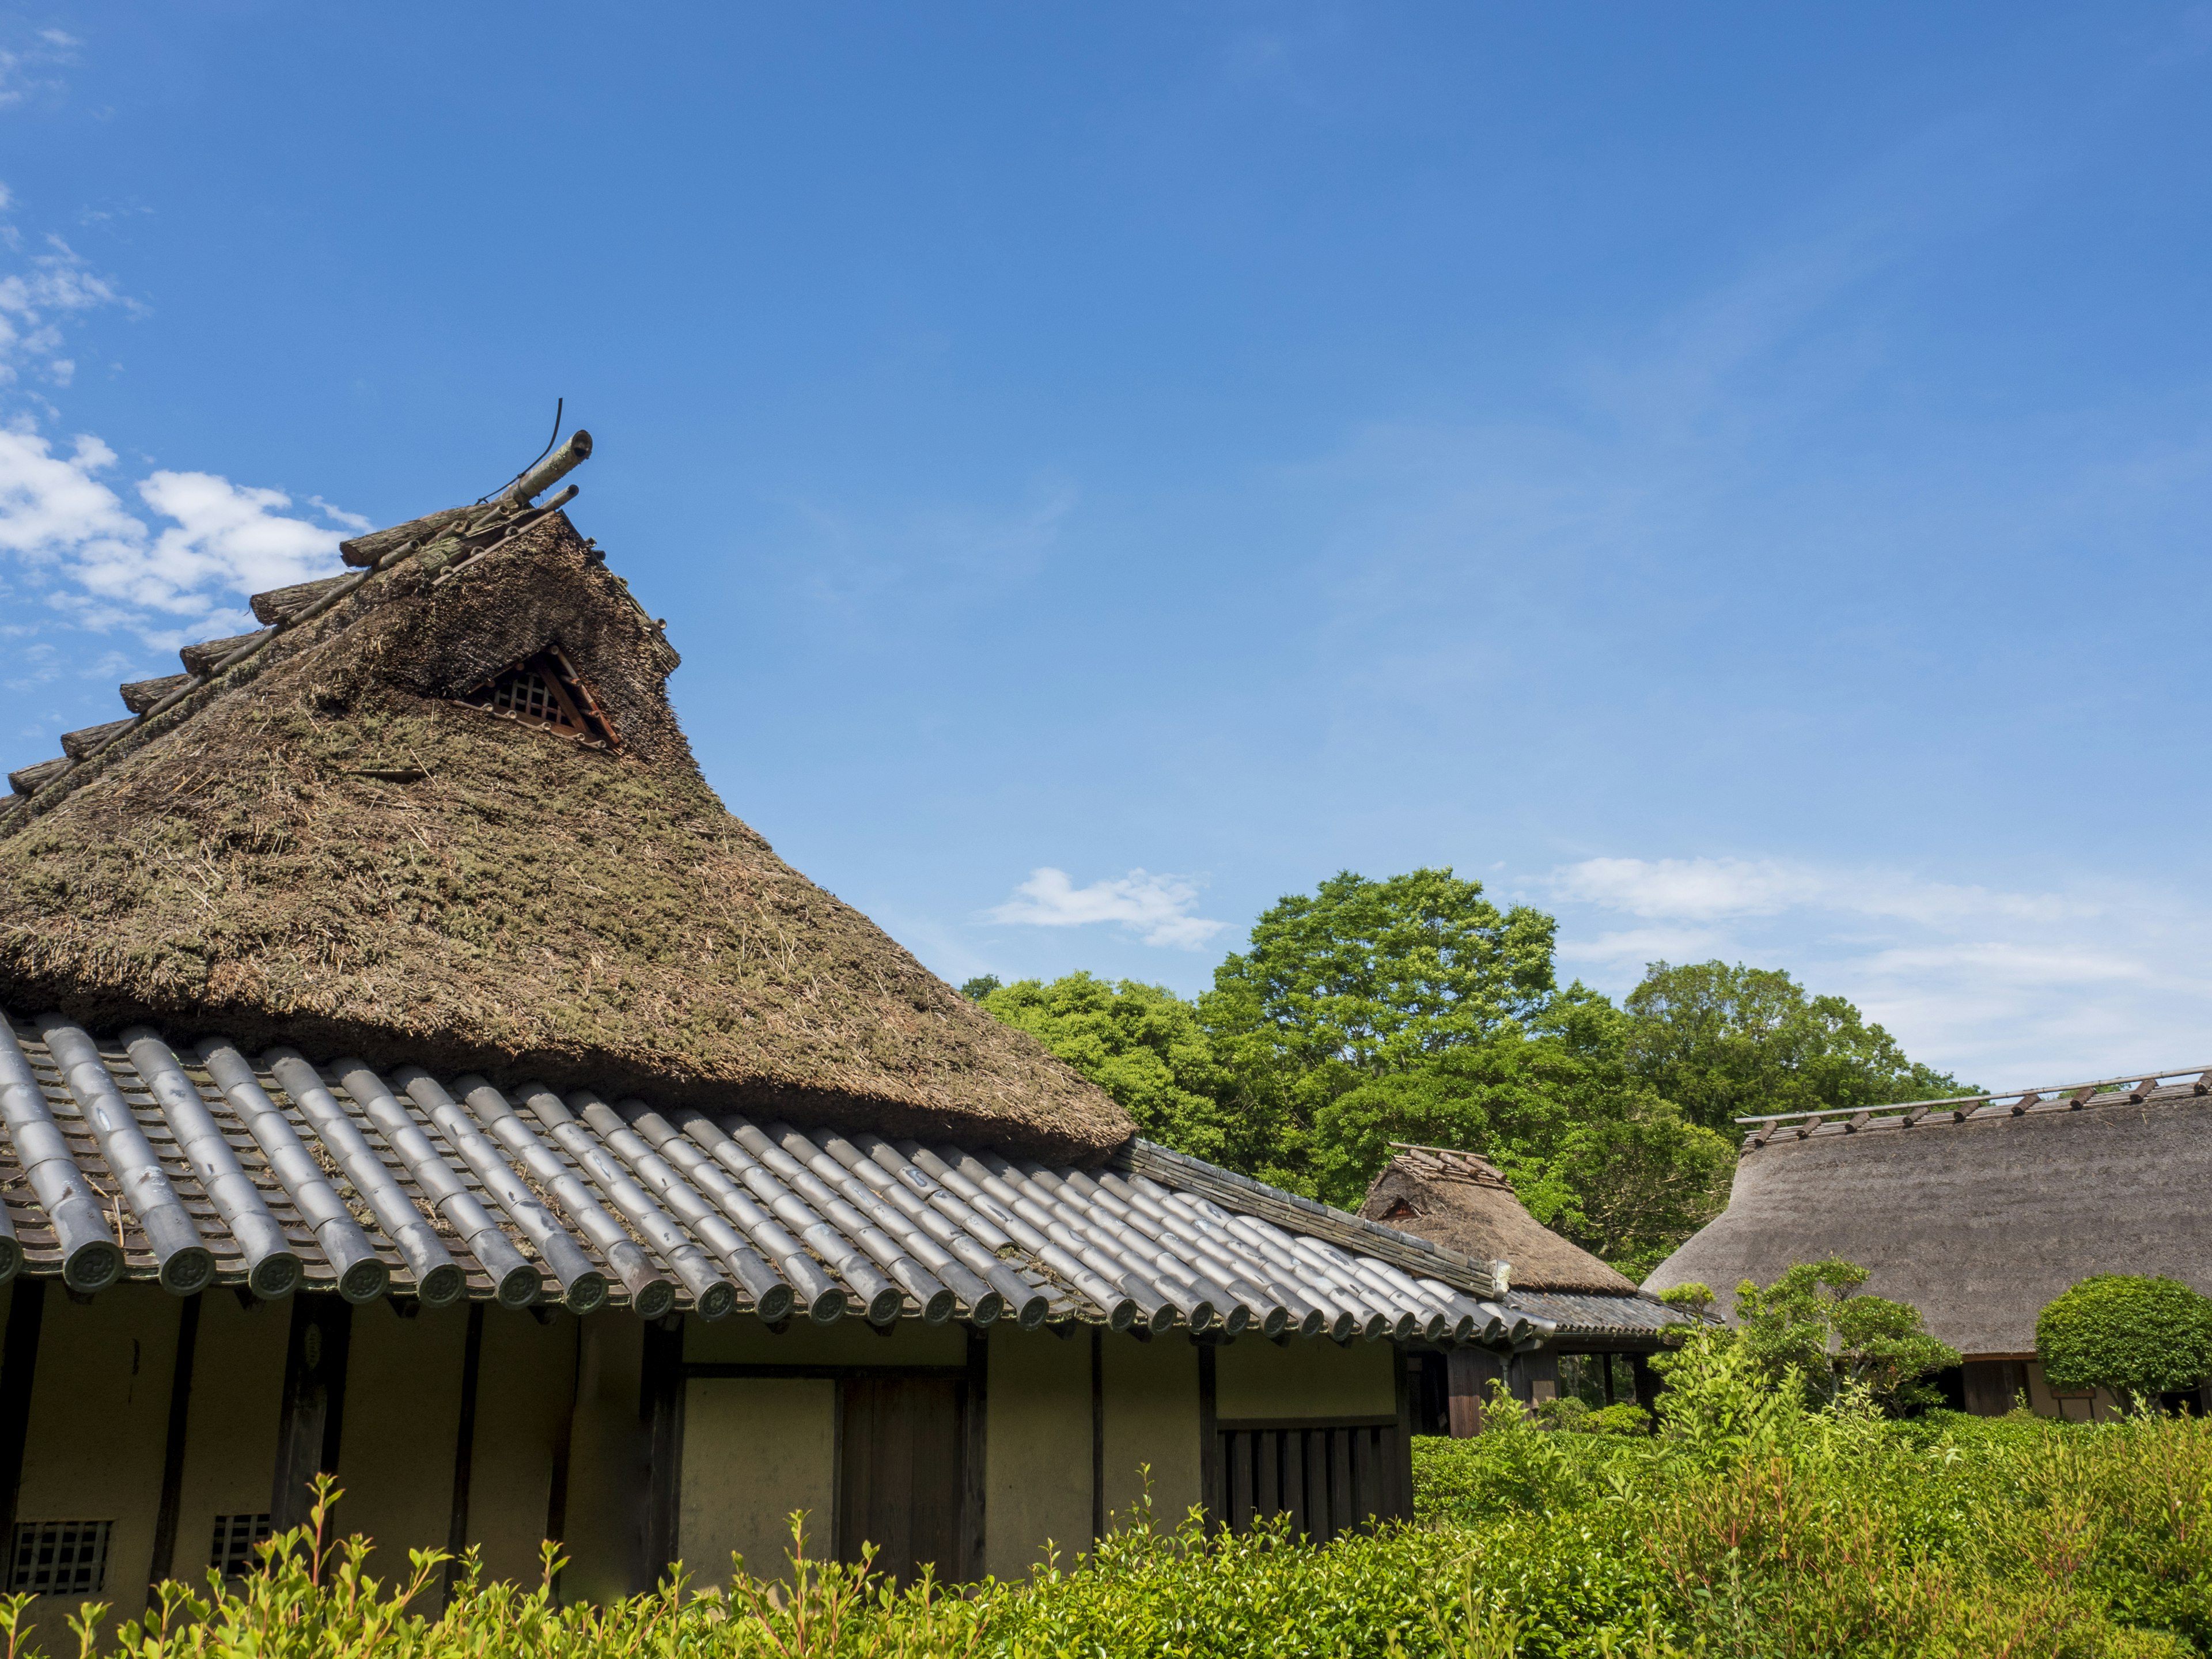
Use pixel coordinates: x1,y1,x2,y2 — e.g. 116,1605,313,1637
459,646,620,751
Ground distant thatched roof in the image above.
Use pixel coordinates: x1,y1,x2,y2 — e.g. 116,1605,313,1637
1359,1146,1641,1297
0,461,1133,1162
1644,1078,2212,1355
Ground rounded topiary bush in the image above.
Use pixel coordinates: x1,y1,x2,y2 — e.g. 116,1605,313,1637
2036,1274,2212,1407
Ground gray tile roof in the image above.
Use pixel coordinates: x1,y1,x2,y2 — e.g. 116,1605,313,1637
0,1011,1536,1347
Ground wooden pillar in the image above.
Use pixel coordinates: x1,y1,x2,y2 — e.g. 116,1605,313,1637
1089,1325,1105,1545
1196,1340,1221,1532
146,1293,203,1592
0,1279,46,1550
959,1327,988,1581
271,1294,353,1529
1445,1347,1502,1437
638,1315,683,1593
544,1318,577,1604
1629,1353,1657,1413
442,1302,486,1601
1389,1344,1414,1520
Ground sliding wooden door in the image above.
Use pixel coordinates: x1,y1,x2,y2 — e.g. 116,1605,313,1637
836,1375,964,1586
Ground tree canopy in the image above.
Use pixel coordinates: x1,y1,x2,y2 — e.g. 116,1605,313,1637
2037,1275,2212,1408
1623,960,1967,1132
969,868,1964,1276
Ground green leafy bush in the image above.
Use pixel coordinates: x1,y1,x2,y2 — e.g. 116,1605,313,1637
2038,1274,2212,1407
1580,1402,1652,1436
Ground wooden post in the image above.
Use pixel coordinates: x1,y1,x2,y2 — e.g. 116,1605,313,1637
270,1295,353,1529
442,1302,486,1601
545,1319,577,1604
1196,1342,1221,1532
1629,1354,1657,1413
1390,1344,1414,1521
1444,1347,1500,1437
146,1293,203,1592
638,1315,683,1592
0,1280,46,1552
959,1328,988,1581
1089,1325,1105,1546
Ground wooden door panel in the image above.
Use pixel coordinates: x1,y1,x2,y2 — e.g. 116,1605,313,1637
837,1376,963,1586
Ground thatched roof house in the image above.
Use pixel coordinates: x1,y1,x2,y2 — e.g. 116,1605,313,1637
1646,1068,2212,1418
0,439,1124,1164
0,434,1542,1608
1360,1146,1684,1433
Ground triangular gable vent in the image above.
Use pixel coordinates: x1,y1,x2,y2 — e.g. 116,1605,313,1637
459,646,620,751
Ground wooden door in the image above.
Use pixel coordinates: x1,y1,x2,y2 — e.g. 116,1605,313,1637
836,1376,964,1585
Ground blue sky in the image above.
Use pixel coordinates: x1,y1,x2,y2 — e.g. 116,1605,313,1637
2,5,2209,1086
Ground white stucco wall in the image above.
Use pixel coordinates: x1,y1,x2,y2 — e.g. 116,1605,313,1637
679,1377,837,1586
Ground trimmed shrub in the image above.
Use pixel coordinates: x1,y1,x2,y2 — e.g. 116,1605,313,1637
2037,1274,2212,1407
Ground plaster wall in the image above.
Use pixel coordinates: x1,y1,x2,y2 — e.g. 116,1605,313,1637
334,1302,469,1566
1099,1337,1198,1531
11,1283,181,1621
1213,1338,1395,1422
464,1308,577,1585
678,1377,836,1585
169,1289,290,1577
682,1317,969,1369
981,1327,1088,1580
558,1310,645,1604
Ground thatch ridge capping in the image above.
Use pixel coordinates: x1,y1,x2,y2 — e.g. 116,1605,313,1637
1739,1065,2212,1153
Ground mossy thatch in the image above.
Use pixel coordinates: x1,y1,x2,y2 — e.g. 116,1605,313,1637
0,514,1134,1162
1359,1147,1637,1295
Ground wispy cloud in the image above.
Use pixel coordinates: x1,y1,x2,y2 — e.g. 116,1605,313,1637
1544,854,2212,1086
0,26,78,109
987,866,1227,949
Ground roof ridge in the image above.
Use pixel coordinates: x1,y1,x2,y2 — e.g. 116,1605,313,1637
1741,1071,2211,1153
1,438,599,839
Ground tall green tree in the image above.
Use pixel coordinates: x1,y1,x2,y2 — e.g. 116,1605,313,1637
979,974,1236,1163
1209,867,1558,1078
1622,960,1968,1133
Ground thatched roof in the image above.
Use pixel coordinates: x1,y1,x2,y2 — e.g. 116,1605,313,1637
1359,1146,1641,1297
0,449,1134,1162
1644,1075,2212,1355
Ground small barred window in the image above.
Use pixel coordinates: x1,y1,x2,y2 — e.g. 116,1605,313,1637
459,645,620,750
7,1519,111,1596
210,1513,272,1579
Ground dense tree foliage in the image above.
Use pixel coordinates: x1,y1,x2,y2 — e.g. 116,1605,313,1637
1729,1257,1962,1413
2037,1275,2212,1409
1622,960,1967,1132
974,866,1965,1275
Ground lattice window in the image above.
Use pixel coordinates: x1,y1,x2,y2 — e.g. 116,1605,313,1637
7,1519,111,1596
210,1513,272,1579
457,645,620,751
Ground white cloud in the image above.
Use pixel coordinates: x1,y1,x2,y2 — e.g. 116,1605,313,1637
1548,855,2084,929
987,867,1228,950
1547,851,2212,1088
0,426,349,638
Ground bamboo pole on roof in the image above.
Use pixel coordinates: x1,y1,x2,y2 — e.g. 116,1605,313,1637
964,1149,1222,1332
264,1051,464,1307
724,1115,957,1324
458,1078,680,1319
40,1018,211,1295
568,1093,793,1320
194,1041,388,1302
667,1109,904,1325
820,1130,1052,1330
516,1086,734,1319
124,1032,302,1300
1102,1175,1328,1338
0,1016,118,1291
619,1105,842,1321
899,1143,1150,1331
390,1068,605,1315
1051,1166,1284,1337
327,1059,539,1309
764,1122,999,1327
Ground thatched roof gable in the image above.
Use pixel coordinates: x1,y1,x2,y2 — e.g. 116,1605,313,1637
1645,1079,2212,1355
0,472,1134,1162
1358,1146,1641,1297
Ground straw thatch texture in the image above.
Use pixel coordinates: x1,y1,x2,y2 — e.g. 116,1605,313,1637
1644,1090,2212,1355
0,515,1133,1162
1359,1148,1638,1296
